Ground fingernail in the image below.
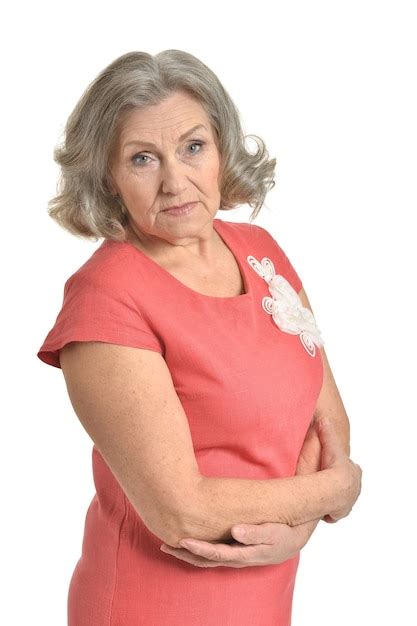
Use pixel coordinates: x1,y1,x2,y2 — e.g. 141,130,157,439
233,527,245,538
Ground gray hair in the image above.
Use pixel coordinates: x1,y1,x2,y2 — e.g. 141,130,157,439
47,50,276,242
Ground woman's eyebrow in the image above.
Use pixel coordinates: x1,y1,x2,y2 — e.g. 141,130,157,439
123,124,208,150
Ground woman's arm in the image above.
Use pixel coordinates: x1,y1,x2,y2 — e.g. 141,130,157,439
177,410,362,548
60,341,361,550
160,417,325,567
181,419,357,545
188,468,342,537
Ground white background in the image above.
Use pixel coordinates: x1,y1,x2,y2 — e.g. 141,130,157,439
3,1,416,624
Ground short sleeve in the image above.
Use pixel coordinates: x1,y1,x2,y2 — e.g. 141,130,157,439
37,270,163,369
253,225,303,293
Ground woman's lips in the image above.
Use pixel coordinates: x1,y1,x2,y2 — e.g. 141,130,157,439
163,202,197,215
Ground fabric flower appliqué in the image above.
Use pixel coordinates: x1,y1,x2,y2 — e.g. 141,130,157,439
246,255,325,357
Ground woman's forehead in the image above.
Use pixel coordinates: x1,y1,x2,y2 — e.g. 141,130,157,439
115,105,214,151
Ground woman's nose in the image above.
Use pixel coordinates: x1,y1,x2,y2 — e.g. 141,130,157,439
161,157,189,195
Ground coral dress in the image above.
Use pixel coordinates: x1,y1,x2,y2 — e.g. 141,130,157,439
37,218,323,626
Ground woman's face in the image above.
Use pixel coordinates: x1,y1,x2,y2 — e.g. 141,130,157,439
108,90,222,250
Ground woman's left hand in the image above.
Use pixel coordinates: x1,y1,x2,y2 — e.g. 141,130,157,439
160,521,309,568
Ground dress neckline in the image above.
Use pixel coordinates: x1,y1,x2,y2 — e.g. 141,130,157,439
105,218,252,301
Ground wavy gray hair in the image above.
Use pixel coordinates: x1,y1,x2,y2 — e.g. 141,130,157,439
47,50,276,242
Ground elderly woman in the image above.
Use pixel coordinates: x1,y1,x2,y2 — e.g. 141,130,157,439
37,50,362,626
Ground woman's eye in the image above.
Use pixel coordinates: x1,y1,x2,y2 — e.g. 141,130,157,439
131,154,151,166
187,141,204,154
131,141,204,167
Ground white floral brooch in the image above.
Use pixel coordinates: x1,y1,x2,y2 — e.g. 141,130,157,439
246,255,325,357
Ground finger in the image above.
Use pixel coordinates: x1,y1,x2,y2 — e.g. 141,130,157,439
231,523,277,545
161,545,221,567
178,539,247,561
162,543,250,568
177,540,270,566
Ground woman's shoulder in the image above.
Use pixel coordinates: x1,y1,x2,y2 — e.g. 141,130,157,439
219,219,288,250
64,239,137,292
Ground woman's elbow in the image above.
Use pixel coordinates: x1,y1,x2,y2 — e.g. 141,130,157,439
151,480,228,547
138,481,204,548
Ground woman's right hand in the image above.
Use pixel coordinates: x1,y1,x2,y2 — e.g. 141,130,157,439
316,417,363,523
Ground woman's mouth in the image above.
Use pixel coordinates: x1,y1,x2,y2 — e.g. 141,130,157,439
162,202,197,216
